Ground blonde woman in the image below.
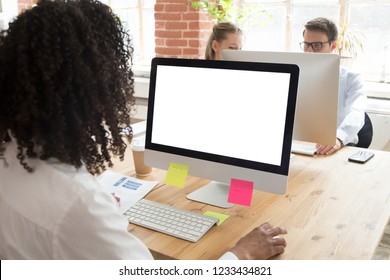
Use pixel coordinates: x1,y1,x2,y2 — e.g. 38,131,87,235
205,22,243,60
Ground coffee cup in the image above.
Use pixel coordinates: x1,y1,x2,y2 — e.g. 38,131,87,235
131,136,152,176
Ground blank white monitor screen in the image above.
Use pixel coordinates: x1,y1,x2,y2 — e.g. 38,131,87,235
221,50,340,146
145,58,299,207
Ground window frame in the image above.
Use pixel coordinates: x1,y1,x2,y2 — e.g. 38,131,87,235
238,0,390,99
106,0,155,77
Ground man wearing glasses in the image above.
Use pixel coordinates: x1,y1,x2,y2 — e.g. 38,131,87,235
301,17,367,155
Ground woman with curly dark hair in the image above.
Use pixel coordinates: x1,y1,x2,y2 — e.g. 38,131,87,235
0,0,287,260
0,0,154,259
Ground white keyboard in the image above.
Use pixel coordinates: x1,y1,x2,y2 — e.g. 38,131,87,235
291,142,317,156
124,199,219,242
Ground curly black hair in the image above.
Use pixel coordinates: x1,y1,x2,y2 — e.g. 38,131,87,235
0,0,135,175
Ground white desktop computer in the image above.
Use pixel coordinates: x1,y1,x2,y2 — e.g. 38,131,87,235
144,58,299,208
221,50,340,147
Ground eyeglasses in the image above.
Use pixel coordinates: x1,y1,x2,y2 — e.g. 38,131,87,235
300,41,331,51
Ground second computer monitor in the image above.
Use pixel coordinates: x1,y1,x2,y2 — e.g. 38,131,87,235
221,50,340,146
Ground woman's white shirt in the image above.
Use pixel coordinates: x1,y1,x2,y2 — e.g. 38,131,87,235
0,140,237,260
0,140,153,259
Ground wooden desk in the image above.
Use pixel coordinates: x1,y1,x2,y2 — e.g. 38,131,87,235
114,146,390,259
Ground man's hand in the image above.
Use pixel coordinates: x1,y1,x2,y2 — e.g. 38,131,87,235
316,138,343,155
229,222,287,260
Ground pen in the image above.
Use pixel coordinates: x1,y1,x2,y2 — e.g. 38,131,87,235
111,192,121,208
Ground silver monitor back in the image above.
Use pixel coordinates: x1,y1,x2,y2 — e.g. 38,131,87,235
221,50,339,146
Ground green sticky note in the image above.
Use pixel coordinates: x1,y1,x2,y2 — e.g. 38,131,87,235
164,162,189,189
203,211,229,226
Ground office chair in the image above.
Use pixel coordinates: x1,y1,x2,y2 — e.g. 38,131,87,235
356,112,373,148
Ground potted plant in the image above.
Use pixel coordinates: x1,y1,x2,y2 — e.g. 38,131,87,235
336,21,365,67
190,0,270,30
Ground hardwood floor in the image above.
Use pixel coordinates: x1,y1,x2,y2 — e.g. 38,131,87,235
373,217,390,260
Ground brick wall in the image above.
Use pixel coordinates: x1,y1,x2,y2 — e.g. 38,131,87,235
155,0,214,59
18,0,38,13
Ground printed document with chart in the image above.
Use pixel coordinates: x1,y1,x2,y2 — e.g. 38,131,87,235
97,170,158,213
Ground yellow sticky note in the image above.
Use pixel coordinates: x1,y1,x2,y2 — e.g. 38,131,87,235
203,211,229,226
164,162,189,189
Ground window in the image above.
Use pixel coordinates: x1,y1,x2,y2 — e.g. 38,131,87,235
240,0,390,96
103,0,155,68
0,0,18,30
349,1,390,83
100,0,390,95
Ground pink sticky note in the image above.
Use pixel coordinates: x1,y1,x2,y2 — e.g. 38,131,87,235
227,178,254,207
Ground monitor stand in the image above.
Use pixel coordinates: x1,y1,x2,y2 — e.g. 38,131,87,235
186,181,234,208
